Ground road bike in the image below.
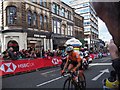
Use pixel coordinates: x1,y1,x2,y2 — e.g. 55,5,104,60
62,71,86,90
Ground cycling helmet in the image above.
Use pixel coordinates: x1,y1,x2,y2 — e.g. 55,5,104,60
61,53,67,57
66,46,74,52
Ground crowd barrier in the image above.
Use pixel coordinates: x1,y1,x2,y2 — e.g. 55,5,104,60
0,56,62,76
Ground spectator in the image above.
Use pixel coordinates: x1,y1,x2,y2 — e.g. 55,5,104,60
30,51,37,58
12,51,18,60
25,50,30,58
3,52,10,60
92,3,120,89
108,39,120,89
17,51,23,59
8,47,14,60
102,70,119,90
19,50,25,58
35,50,40,57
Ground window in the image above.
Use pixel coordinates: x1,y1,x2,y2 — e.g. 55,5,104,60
52,3,56,13
65,11,68,18
53,20,57,33
68,11,71,20
68,25,71,35
31,0,36,3
61,8,65,17
52,3,59,15
7,6,17,25
43,0,47,7
84,28,90,31
57,21,60,34
53,20,61,34
84,21,90,26
70,26,73,36
33,12,38,27
40,0,43,5
67,25,73,35
56,5,59,15
83,2,89,7
44,16,48,30
80,8,89,14
40,15,44,29
28,10,32,26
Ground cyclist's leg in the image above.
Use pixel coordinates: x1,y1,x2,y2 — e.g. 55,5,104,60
68,64,74,71
78,61,85,81
79,70,85,81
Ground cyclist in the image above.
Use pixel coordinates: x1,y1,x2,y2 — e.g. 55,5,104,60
61,46,84,81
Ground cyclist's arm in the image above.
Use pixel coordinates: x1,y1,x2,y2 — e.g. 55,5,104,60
63,56,69,71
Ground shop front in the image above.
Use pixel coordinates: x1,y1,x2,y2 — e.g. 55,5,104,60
1,29,52,53
27,30,52,51
52,34,73,50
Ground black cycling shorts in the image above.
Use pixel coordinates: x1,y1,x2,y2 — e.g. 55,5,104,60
68,60,83,70
112,58,120,77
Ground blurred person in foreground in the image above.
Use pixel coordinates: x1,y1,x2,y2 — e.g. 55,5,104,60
92,2,120,89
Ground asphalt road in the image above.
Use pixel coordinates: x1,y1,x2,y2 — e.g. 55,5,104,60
2,56,114,89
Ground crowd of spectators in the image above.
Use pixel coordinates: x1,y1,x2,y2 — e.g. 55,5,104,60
2,47,63,60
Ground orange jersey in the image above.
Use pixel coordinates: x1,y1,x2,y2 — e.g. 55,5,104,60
68,52,82,62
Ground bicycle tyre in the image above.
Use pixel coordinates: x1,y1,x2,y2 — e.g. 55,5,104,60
63,78,78,90
78,73,86,90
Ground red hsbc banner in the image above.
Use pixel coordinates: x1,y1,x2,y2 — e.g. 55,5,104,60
0,57,62,76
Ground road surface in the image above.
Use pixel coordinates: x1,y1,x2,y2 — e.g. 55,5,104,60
2,56,113,89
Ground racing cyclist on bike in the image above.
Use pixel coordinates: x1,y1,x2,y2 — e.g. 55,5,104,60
61,46,84,81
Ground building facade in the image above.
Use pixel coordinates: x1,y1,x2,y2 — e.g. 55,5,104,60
51,0,75,49
0,0,52,53
0,0,84,53
74,12,84,42
69,0,99,48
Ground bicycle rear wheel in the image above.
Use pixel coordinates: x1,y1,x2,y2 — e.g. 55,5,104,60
63,78,78,90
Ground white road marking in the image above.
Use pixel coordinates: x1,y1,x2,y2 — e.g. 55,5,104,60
92,69,109,81
89,63,112,67
41,69,60,75
36,76,62,87
36,74,68,87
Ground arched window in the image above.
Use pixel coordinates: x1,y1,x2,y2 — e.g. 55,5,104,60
44,16,48,30
6,6,17,25
28,10,32,26
33,12,38,28
40,15,44,29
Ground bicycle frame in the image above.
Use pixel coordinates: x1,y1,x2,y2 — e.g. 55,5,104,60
63,71,86,90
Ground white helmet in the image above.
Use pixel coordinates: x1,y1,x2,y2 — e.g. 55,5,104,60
66,46,74,52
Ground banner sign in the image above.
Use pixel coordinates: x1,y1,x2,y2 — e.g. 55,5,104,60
0,57,62,76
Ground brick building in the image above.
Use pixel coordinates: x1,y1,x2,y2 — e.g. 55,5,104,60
0,0,84,53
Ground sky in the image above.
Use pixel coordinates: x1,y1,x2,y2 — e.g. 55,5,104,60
61,0,112,42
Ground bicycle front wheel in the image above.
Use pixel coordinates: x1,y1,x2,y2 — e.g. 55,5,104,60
63,78,77,90
78,73,86,90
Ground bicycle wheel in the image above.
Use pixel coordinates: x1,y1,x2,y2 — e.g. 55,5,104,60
63,78,77,90
78,73,86,90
